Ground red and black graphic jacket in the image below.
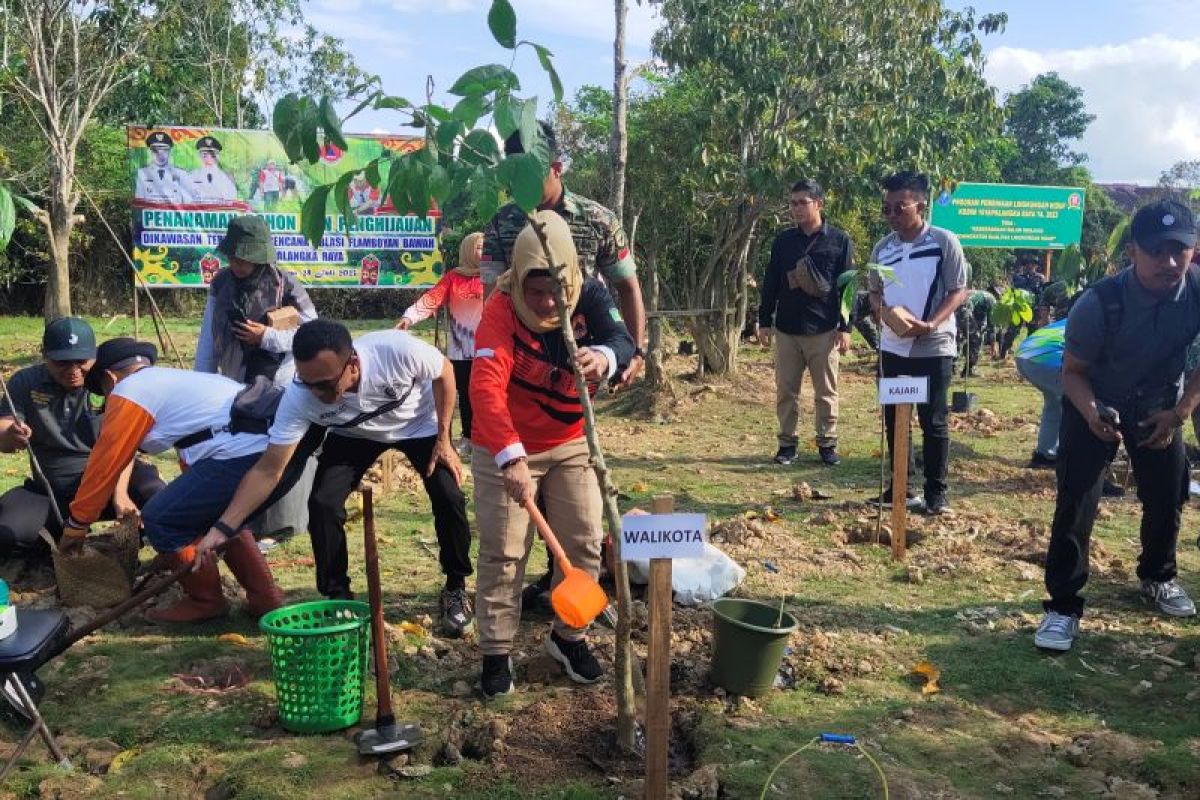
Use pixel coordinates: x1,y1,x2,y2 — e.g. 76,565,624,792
470,279,635,465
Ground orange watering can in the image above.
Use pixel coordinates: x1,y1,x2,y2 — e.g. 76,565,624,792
523,498,609,629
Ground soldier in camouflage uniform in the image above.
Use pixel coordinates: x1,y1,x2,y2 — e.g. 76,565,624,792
955,289,996,376
481,122,645,387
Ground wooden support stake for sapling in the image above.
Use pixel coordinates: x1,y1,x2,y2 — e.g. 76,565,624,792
527,216,641,754
645,494,674,800
890,403,913,561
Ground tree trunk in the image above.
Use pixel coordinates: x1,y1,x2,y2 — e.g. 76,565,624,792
645,250,665,391
43,162,75,321
609,0,628,223
692,217,756,376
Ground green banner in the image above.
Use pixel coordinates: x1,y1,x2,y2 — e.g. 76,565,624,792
930,182,1086,249
128,125,444,288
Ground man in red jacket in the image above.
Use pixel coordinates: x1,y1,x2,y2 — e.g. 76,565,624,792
470,211,634,698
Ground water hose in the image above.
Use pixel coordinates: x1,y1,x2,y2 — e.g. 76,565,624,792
758,733,889,800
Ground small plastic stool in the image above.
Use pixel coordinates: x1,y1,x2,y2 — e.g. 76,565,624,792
0,609,71,781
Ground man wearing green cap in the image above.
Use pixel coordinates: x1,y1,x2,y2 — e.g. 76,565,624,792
195,214,318,542
0,318,164,557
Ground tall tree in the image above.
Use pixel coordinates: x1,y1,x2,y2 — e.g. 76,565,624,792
610,0,629,223
650,0,1005,374
1001,72,1095,185
1,0,152,320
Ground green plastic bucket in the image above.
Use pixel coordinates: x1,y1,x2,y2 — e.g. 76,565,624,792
259,600,371,733
709,598,798,697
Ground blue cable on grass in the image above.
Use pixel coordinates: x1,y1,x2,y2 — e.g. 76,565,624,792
758,733,889,800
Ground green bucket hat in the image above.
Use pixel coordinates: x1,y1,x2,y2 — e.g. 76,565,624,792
216,215,276,265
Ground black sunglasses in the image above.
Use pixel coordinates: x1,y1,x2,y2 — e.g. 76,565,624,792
294,351,355,393
881,201,923,216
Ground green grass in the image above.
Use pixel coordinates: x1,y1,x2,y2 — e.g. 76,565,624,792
1,317,1199,798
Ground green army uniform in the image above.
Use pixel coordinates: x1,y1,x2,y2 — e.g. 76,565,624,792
480,189,637,286
955,289,995,375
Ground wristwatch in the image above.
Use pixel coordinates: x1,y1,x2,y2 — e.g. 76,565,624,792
213,520,237,538
633,347,646,359
501,456,527,470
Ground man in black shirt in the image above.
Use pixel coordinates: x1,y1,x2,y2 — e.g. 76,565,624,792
0,318,163,557
758,179,854,466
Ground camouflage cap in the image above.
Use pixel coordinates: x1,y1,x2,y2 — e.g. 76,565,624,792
216,215,276,265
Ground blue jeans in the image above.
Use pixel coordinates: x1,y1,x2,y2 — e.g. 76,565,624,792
1016,357,1062,458
141,454,261,553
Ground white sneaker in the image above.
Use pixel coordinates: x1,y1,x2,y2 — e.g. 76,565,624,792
1140,579,1197,617
1034,611,1080,651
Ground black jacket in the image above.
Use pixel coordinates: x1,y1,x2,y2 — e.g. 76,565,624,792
759,222,854,336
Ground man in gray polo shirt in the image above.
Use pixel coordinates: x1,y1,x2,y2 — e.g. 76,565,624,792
1035,200,1200,652
0,318,164,556
867,171,969,516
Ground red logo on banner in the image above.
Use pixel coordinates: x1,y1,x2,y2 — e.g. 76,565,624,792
320,142,344,163
199,253,222,284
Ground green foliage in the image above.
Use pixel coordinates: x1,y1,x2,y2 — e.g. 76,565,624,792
276,0,563,247
1001,72,1095,184
990,287,1034,330
1052,244,1084,286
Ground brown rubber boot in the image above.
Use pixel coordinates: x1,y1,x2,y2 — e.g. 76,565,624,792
222,530,285,619
145,546,230,623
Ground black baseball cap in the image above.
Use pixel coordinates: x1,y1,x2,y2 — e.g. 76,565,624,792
85,338,158,395
42,317,97,361
1131,200,1196,250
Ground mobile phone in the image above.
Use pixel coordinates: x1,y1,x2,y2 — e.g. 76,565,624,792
1095,402,1120,427
229,308,248,326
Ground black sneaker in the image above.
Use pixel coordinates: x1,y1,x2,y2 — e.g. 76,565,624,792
520,571,553,617
818,446,840,466
867,488,922,510
1028,451,1056,470
923,493,951,516
480,654,515,698
773,446,797,465
545,632,603,684
439,587,474,638
1102,480,1126,498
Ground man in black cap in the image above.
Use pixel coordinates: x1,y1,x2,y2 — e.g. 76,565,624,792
195,214,317,541
1035,199,1199,652
62,338,284,624
134,130,194,205
189,135,238,202
0,319,164,557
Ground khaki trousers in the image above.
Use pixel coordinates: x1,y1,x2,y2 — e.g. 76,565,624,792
775,329,840,448
473,438,603,656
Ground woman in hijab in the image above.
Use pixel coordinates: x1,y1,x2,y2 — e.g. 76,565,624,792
397,231,485,452
194,215,319,545
468,211,634,698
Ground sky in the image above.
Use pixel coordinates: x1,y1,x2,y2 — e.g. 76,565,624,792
308,0,1200,185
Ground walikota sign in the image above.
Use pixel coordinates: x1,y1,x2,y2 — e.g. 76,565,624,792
128,126,443,288
930,182,1086,250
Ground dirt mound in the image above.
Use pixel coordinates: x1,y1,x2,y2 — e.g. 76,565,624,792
949,408,1037,437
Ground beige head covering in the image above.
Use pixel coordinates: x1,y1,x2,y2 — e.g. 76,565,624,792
496,211,582,333
454,231,484,277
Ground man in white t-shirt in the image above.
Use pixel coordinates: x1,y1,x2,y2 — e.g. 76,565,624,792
195,320,474,637
60,338,284,624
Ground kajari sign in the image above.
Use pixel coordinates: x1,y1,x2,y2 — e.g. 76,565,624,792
128,125,444,288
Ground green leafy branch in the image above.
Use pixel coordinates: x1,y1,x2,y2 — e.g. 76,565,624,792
989,287,1034,330
838,263,897,324
271,0,565,248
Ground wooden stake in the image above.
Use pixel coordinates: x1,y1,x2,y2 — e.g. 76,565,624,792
132,281,140,339
380,451,397,495
891,403,912,561
1042,250,1053,283
646,494,674,800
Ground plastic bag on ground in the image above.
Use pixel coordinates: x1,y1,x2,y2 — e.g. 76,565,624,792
627,542,746,606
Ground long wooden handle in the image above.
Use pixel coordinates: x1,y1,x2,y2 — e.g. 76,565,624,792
362,487,394,723
522,497,572,573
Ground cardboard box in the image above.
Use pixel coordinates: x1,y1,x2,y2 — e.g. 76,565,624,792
881,304,919,337
266,306,301,330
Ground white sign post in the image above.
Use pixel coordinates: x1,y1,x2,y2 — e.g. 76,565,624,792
621,499,707,800
878,377,930,560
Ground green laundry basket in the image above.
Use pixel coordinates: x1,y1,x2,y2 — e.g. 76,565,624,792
260,600,371,733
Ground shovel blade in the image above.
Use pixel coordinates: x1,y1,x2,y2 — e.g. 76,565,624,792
356,721,424,756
